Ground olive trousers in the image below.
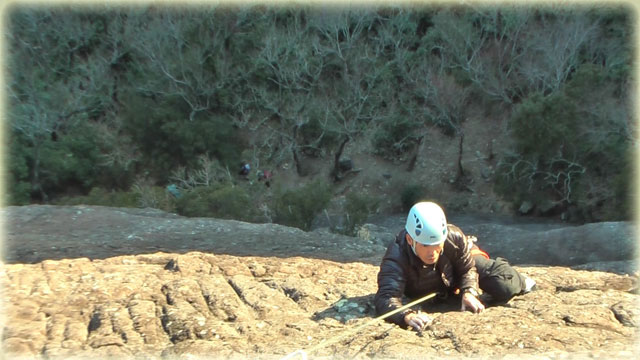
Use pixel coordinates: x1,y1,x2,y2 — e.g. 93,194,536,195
474,255,528,303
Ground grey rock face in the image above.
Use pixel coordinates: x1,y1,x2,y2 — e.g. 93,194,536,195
1,205,383,265
3,205,635,271
463,221,637,270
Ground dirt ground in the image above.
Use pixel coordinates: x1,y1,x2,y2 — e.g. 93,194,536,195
255,111,512,219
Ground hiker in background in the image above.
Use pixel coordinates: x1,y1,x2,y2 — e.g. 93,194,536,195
239,162,251,178
166,184,181,199
257,169,273,187
374,201,536,332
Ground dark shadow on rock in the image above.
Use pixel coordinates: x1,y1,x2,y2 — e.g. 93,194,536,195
312,294,376,323
415,294,518,313
422,296,461,313
396,294,525,317
309,293,511,325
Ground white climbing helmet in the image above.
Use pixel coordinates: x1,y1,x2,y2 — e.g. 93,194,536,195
405,202,448,245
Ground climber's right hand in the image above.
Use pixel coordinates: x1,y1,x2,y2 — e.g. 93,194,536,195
404,311,432,332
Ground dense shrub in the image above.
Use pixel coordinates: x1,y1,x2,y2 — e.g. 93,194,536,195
273,180,332,231
8,122,102,203
496,64,633,221
372,115,423,158
340,191,380,236
175,184,256,222
42,123,102,191
121,93,244,183
5,134,31,205
400,184,429,212
53,187,141,208
509,92,579,160
495,90,583,216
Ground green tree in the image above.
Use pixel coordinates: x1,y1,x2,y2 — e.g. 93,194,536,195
120,92,242,182
6,7,125,200
244,7,327,175
4,133,32,205
496,64,633,221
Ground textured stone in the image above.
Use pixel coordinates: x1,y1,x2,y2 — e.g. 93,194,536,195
2,252,638,359
457,221,637,269
2,205,639,359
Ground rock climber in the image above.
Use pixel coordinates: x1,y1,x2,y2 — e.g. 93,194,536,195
374,201,537,331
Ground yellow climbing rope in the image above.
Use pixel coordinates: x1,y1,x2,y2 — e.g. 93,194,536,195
281,292,437,359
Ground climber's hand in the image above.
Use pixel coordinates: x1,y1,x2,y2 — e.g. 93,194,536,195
404,311,433,331
461,292,485,314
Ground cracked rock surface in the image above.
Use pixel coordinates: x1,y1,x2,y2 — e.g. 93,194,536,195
3,253,638,359
1,205,638,359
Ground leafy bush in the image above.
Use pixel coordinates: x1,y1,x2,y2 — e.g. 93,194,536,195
43,123,102,190
9,122,102,203
273,180,332,231
495,91,583,215
372,115,423,158
496,64,633,221
570,145,634,221
53,187,140,208
175,184,256,222
340,191,380,236
400,184,429,212
509,92,579,160
5,135,31,205
121,93,244,182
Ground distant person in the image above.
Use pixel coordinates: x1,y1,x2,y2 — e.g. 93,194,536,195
257,169,273,187
374,202,536,331
166,184,181,198
239,162,251,177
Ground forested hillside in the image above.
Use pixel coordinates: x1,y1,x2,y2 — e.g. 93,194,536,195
4,3,635,228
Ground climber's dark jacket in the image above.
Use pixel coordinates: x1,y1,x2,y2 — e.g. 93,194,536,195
374,224,479,326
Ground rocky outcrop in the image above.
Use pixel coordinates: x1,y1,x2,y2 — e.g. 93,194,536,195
2,205,386,265
460,222,637,268
1,251,638,359
5,206,635,273
1,205,638,358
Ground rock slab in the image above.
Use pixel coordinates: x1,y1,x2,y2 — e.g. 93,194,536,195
1,251,638,359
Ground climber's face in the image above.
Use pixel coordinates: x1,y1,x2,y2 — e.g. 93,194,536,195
406,233,444,265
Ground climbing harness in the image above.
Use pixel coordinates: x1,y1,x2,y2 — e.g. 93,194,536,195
280,292,437,360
